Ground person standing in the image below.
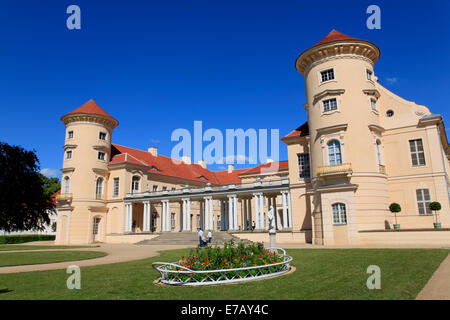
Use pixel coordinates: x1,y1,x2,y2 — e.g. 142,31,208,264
252,220,255,231
198,228,204,247
207,230,212,244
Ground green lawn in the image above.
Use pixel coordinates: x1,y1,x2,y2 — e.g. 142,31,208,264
0,245,98,251
0,251,107,267
0,248,447,300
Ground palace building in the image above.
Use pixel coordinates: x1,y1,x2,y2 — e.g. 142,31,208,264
55,30,450,246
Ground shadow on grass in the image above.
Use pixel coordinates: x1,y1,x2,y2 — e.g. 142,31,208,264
0,288,13,294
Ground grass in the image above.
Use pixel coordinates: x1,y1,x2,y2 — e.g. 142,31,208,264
0,245,98,251
0,248,447,300
0,251,107,267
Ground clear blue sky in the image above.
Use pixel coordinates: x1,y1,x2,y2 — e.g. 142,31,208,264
1,0,449,177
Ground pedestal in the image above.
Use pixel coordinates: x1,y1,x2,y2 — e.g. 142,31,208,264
269,230,276,250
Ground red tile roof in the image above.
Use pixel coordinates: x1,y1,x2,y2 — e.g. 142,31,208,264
109,144,288,185
239,160,289,176
281,122,309,141
50,190,60,205
62,100,118,123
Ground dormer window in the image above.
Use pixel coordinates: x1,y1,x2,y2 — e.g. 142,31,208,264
150,166,159,171
323,98,338,112
198,176,207,180
320,69,335,82
99,132,106,140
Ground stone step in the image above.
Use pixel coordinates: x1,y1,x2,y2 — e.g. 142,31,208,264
136,231,249,245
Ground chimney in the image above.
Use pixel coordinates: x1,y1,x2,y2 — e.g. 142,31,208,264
197,160,206,169
182,155,191,164
228,164,234,173
148,147,158,157
266,158,274,163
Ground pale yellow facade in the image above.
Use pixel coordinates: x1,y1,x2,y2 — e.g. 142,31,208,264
55,31,450,246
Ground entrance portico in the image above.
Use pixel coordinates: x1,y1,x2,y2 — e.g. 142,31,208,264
123,179,293,234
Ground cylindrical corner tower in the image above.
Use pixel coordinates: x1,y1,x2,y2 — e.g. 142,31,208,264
296,30,390,245
55,100,118,244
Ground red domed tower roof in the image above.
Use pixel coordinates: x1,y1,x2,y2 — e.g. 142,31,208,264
312,29,358,47
61,99,118,127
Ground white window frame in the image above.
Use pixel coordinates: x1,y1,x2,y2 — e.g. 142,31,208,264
409,139,426,167
332,203,347,225
96,178,103,196
320,68,335,83
98,152,105,161
416,189,432,215
366,69,373,81
113,178,119,197
131,176,140,193
99,132,107,141
327,140,342,165
66,150,72,159
370,98,377,112
323,98,338,113
64,176,70,194
171,212,176,231
297,153,310,178
68,131,73,139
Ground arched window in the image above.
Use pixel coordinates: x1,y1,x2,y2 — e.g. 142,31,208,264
376,140,382,165
131,176,140,193
332,203,347,225
96,178,103,197
64,176,70,194
328,140,342,165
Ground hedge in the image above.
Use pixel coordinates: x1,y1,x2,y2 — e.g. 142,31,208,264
0,234,55,244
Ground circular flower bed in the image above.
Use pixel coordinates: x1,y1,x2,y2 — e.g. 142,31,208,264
153,240,292,286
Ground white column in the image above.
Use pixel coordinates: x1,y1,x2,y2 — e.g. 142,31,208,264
125,203,131,233
282,191,288,229
204,197,210,230
143,201,151,232
209,198,214,231
186,199,192,231
228,196,233,230
167,201,171,231
259,194,265,229
182,199,186,231
253,193,260,229
233,196,238,230
161,201,165,231
287,190,292,228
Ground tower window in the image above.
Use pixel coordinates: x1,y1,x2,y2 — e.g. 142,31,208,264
416,189,432,215
297,153,310,178
99,132,106,140
409,139,426,166
113,178,119,197
328,140,342,165
367,69,373,81
323,98,338,112
96,178,103,198
68,131,73,139
386,110,394,117
64,176,70,194
98,152,106,161
66,151,72,159
370,99,377,111
321,69,335,82
332,203,347,225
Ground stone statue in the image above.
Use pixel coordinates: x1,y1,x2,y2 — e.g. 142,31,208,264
268,205,275,232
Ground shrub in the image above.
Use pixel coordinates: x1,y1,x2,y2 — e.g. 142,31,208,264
429,202,441,212
0,234,55,244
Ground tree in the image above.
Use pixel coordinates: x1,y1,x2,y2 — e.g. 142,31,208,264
389,203,401,226
39,174,60,198
429,202,442,224
0,141,54,232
